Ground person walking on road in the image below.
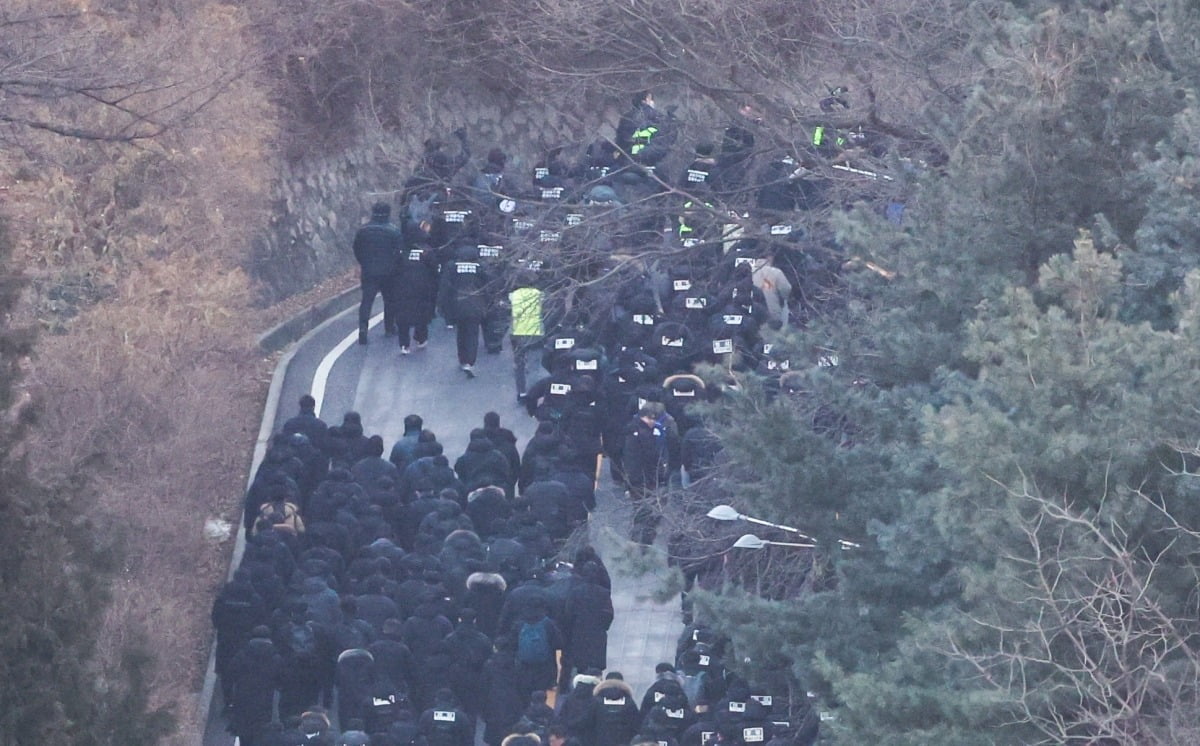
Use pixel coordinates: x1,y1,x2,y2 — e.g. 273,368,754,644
353,201,404,345
440,239,492,377
621,402,679,545
509,273,546,399
394,218,441,354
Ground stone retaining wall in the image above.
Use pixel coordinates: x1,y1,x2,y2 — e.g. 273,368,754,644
245,84,730,304
246,90,622,303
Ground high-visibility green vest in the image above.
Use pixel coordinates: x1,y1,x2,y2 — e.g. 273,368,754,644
509,287,544,337
678,199,712,239
812,126,845,148
631,126,659,155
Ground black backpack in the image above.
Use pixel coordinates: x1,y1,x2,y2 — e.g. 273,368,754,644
286,620,320,665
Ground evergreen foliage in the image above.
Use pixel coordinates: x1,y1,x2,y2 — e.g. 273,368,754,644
696,1,1200,742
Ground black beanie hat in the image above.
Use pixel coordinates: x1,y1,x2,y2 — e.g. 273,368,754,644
371,201,391,219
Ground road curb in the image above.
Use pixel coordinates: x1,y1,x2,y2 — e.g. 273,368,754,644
257,285,359,353
195,286,359,745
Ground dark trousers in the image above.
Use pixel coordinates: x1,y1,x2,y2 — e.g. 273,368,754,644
512,335,544,395
483,310,509,353
398,323,429,348
359,274,396,328
455,318,482,365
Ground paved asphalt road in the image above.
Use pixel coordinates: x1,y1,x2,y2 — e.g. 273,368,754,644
202,304,680,745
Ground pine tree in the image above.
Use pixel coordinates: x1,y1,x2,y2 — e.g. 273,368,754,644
696,2,1200,743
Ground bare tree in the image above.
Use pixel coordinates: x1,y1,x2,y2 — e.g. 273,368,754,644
0,1,249,146
944,479,1200,745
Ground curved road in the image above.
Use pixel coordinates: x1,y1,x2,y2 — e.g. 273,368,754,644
201,302,680,744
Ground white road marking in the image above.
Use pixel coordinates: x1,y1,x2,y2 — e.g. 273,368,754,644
312,312,383,417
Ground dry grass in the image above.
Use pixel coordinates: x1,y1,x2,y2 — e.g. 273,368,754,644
1,4,288,740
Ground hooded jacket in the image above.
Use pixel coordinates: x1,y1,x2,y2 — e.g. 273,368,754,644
583,678,640,746
464,571,507,638
561,566,614,671
455,438,512,491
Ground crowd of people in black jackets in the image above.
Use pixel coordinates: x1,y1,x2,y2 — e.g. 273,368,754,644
212,89,890,746
213,396,818,746
351,88,893,383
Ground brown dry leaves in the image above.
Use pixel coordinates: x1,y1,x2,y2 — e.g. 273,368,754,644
6,2,283,741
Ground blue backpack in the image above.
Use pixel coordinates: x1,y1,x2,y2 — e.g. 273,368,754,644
517,618,551,663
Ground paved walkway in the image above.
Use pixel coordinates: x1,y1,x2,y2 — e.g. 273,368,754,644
206,311,682,744
348,320,681,699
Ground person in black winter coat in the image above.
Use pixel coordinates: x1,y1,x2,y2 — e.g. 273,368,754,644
572,546,611,589
394,221,441,353
547,456,596,521
309,467,365,523
419,689,475,746
426,457,467,503
559,671,601,739
354,202,404,344
464,571,507,638
579,673,640,746
336,648,377,730
415,500,474,554
621,403,680,544
455,430,512,493
520,422,563,493
227,626,281,746
640,663,687,718
352,434,401,487
354,586,398,639
289,708,337,746
711,105,760,204
497,572,550,636
513,607,565,699
327,412,375,471
438,529,487,598
440,240,492,375
368,618,416,693
281,393,329,458
482,411,521,488
390,414,426,470
480,640,525,746
212,568,268,706
408,618,453,714
465,486,512,541
402,598,453,658
522,478,572,541
560,562,614,683
443,609,493,715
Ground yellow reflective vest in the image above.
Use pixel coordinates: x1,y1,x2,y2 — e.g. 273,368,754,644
510,287,544,337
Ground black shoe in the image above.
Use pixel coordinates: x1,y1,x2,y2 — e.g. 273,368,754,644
358,325,368,345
